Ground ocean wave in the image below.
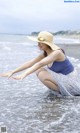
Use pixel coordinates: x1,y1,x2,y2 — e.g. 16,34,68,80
54,37,80,44
0,41,36,46
0,36,80,45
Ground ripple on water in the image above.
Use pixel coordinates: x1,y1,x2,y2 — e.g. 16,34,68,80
0,42,80,133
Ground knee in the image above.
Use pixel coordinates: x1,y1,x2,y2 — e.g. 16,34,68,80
36,68,45,77
37,71,47,83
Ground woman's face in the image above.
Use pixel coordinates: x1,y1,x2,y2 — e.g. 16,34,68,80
38,43,49,51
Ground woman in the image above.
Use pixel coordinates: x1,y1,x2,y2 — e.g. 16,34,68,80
0,31,80,97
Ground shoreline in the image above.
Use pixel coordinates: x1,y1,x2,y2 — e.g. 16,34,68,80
55,35,80,39
56,43,80,45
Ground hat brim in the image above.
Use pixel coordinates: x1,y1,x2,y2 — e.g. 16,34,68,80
27,36,60,50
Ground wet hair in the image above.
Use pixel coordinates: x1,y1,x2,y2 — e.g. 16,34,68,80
43,45,52,57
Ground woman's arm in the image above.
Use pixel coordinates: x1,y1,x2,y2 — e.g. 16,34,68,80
24,50,61,75
11,54,45,74
0,54,44,78
12,50,61,80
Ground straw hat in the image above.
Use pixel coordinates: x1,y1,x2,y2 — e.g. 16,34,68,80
27,31,60,50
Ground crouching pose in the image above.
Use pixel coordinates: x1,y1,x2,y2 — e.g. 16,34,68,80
0,31,80,97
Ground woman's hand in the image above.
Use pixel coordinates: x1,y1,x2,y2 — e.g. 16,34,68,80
12,73,27,80
0,71,14,79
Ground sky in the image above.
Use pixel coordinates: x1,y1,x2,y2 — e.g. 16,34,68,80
0,0,80,34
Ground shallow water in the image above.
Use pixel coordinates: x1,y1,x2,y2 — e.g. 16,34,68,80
0,41,80,133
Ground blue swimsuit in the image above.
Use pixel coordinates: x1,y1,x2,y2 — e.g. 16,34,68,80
48,50,74,75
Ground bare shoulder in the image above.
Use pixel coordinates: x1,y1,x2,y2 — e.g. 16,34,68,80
50,49,62,56
50,49,65,61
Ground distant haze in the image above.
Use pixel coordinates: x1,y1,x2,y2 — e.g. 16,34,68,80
0,0,80,34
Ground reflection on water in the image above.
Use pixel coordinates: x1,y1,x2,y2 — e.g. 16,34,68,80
0,42,80,133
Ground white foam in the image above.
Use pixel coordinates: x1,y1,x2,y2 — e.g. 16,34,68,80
3,45,11,51
54,37,80,44
44,112,67,131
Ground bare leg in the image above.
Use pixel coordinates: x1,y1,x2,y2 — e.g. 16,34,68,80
36,68,59,92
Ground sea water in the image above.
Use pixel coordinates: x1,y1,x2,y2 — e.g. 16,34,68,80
0,34,80,133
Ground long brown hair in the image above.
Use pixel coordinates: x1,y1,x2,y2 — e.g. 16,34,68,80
43,46,52,57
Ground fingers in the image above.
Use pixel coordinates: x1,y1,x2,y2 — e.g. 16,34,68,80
0,74,2,77
12,76,21,80
12,75,24,80
12,77,17,80
0,74,7,77
0,73,25,80
0,74,4,77
8,76,12,79
0,72,13,78
8,74,13,79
